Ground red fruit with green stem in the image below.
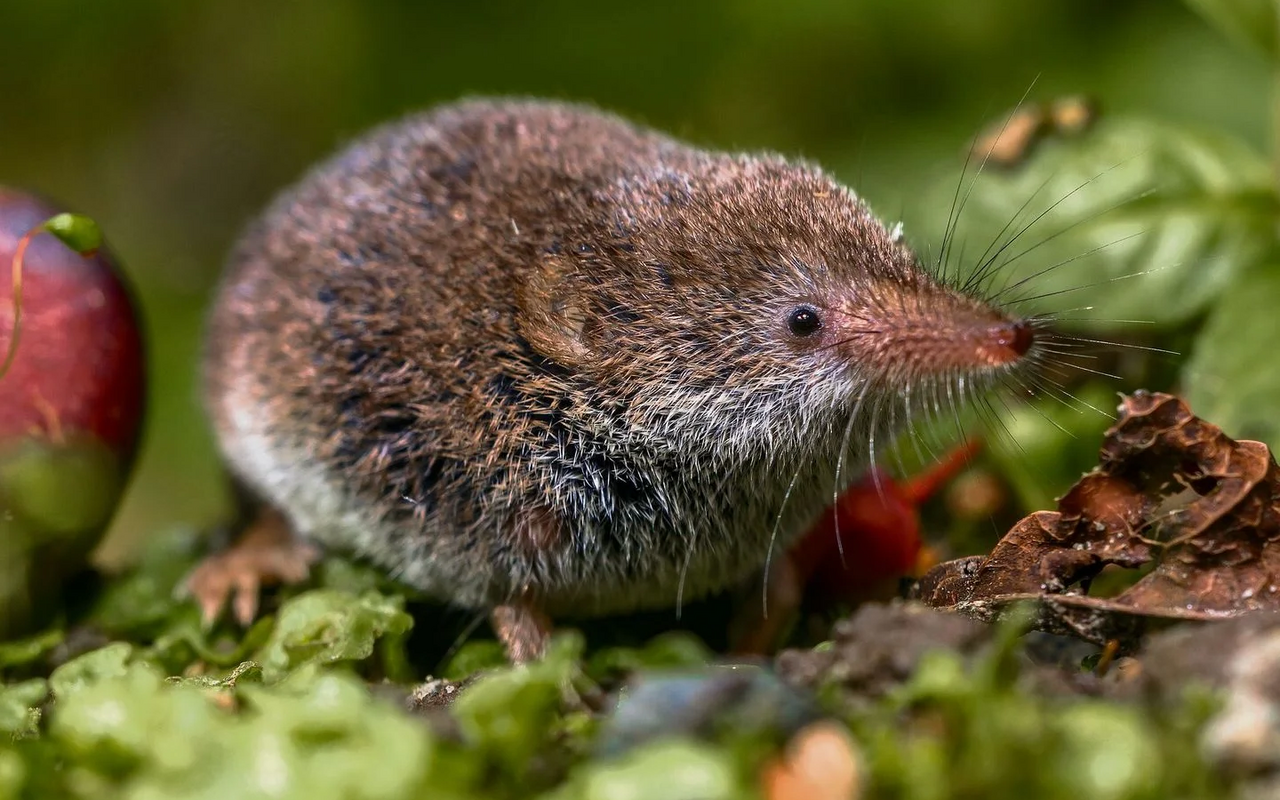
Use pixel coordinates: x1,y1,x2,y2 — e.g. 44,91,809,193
0,187,146,638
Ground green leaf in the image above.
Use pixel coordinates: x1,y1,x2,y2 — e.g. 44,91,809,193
229,673,440,800
311,555,397,596
1184,0,1280,60
1052,705,1160,800
454,668,562,776
586,632,713,683
451,633,584,779
0,627,64,670
0,679,47,737
982,382,1119,512
49,642,152,699
89,526,205,637
50,664,208,775
48,658,449,800
39,212,103,256
253,589,413,683
561,738,740,800
441,640,508,682
1182,263,1280,450
0,749,25,797
910,117,1276,331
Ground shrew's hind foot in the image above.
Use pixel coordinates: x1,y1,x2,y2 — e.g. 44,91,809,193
491,599,553,664
182,506,321,626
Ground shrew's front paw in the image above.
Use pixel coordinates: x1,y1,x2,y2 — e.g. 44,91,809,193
180,507,320,626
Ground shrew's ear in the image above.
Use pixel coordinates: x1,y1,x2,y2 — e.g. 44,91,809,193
515,255,596,368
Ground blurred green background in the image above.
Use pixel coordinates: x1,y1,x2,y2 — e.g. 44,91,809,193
0,0,1268,565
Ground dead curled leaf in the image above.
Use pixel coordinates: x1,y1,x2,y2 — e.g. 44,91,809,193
915,391,1280,650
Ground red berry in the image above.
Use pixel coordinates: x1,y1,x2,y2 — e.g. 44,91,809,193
0,188,145,455
0,187,146,636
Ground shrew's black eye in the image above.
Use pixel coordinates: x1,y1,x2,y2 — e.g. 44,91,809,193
787,305,823,337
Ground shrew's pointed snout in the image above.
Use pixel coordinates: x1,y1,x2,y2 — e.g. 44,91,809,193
829,281,1038,383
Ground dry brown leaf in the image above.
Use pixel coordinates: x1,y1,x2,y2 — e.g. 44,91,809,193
915,391,1280,649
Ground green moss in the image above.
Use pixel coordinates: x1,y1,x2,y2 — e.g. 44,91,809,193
254,589,413,683
0,535,1239,799
839,619,1232,800
0,680,46,739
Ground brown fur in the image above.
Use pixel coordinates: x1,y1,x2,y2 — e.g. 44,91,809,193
203,98,1036,625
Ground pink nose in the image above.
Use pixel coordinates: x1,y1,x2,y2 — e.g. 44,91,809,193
989,320,1034,358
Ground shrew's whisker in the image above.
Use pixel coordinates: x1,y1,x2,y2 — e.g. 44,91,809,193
939,77,1042,283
